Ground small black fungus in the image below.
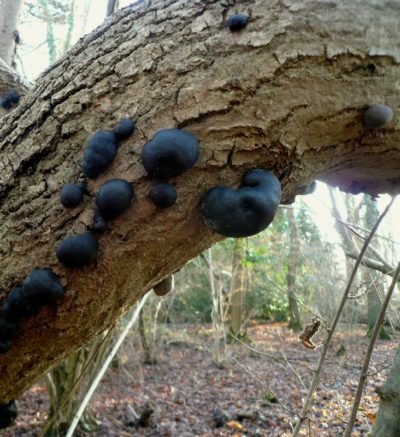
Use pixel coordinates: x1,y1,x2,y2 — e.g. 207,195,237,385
23,269,65,306
2,287,38,322
82,130,118,179
0,400,18,429
56,232,98,268
96,178,134,220
60,183,86,208
92,213,108,233
0,318,17,341
150,183,177,208
153,275,175,297
141,128,199,179
114,118,135,141
0,95,11,110
7,90,20,104
226,13,249,32
363,104,393,129
0,340,12,354
200,169,281,238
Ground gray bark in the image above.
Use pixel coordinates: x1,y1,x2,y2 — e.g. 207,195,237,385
0,0,24,66
0,0,400,403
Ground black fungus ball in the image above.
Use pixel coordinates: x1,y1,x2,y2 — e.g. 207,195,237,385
150,183,177,208
153,275,175,296
7,90,20,104
114,118,135,141
60,183,86,208
363,104,393,129
0,401,18,429
200,169,281,237
96,178,134,220
92,213,108,233
226,13,249,32
0,95,11,110
0,318,17,341
0,340,12,354
81,130,118,179
56,232,98,268
2,287,38,322
141,128,199,179
23,269,65,306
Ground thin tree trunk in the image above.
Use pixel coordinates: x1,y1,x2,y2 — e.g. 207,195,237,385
0,0,400,402
106,0,119,17
287,208,302,330
0,0,24,66
229,239,244,339
138,305,154,365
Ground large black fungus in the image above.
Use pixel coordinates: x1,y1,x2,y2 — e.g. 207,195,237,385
8,90,20,104
114,118,135,141
82,130,118,179
56,232,98,268
60,183,86,208
0,95,11,110
226,13,249,32
153,275,175,297
200,169,281,238
141,128,199,179
363,104,393,129
150,183,177,208
2,287,38,322
23,269,65,306
0,90,20,110
96,178,134,220
92,213,108,233
0,401,18,429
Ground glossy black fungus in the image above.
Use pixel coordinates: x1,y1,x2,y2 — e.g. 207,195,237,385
0,318,17,341
92,213,108,233
0,340,12,354
0,401,18,429
81,130,118,179
56,232,98,268
23,269,65,306
363,104,393,129
96,179,133,220
141,128,199,179
60,183,86,208
150,183,177,208
226,13,249,32
153,275,175,297
7,90,19,104
114,118,135,141
0,95,11,110
2,287,38,322
200,169,281,237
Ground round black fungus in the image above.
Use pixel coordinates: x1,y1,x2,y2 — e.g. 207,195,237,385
23,269,65,306
0,318,17,341
0,340,12,354
56,232,98,268
153,275,175,296
200,169,281,237
2,287,38,322
0,401,18,429
226,13,249,32
7,90,20,104
96,178,134,220
150,183,177,208
141,128,199,179
363,104,393,129
92,213,108,233
0,95,11,110
81,130,118,179
114,118,135,141
60,183,85,208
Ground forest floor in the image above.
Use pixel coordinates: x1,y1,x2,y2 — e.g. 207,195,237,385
5,322,398,437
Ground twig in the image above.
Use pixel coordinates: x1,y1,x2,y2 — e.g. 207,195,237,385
291,196,396,437
343,259,400,436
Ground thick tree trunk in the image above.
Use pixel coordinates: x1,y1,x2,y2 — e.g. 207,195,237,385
0,0,24,67
0,0,400,403
372,342,400,437
287,208,302,331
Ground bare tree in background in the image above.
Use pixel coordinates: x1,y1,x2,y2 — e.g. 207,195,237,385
0,0,24,67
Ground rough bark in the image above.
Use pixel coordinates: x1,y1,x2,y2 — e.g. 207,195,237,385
0,0,24,66
372,342,400,437
0,0,400,403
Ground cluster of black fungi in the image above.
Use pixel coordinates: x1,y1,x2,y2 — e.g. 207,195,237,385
0,90,19,110
0,7,394,428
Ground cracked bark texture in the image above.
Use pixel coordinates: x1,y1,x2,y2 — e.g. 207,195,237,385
0,0,399,402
